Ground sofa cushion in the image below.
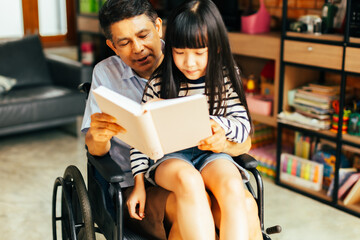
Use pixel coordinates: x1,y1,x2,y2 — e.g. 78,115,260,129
0,35,52,89
0,86,85,128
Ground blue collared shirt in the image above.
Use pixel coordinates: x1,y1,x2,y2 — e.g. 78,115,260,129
81,55,148,187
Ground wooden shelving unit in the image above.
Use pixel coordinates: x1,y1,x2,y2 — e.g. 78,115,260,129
276,0,360,218
228,32,281,127
286,31,344,42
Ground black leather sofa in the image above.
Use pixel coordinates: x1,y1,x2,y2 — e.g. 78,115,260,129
0,35,91,137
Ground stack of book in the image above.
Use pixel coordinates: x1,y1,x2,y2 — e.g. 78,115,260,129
279,84,340,130
292,84,339,130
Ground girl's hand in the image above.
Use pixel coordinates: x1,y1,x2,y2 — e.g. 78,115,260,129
127,175,146,220
198,120,226,153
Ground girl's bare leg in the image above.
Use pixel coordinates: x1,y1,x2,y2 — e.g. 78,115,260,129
155,158,216,240
210,191,262,240
166,190,216,240
165,192,182,240
201,159,250,240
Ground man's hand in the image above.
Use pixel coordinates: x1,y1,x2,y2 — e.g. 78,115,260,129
198,120,226,153
89,113,125,142
85,113,125,156
127,174,146,220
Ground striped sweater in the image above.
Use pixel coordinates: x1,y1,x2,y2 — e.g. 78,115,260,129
130,76,250,177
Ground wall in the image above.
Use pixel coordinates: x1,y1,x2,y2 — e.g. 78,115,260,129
239,0,325,30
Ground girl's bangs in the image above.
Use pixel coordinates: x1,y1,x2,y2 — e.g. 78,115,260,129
170,14,207,49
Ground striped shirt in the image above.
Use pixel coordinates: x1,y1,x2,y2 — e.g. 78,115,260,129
130,76,251,177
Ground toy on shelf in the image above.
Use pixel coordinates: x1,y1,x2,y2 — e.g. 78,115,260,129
245,73,273,116
312,144,350,190
280,153,324,191
260,61,275,96
331,100,352,133
348,100,360,136
246,74,257,95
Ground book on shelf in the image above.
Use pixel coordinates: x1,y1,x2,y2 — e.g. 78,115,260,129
302,84,340,96
295,89,338,102
92,86,212,160
294,132,319,160
294,108,331,120
344,176,360,206
294,132,312,159
277,111,331,130
326,168,357,197
338,172,360,200
293,103,332,115
293,97,332,110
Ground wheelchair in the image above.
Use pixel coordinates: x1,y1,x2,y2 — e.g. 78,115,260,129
52,83,281,240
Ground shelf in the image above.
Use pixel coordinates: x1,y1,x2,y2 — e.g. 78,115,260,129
78,13,98,18
280,181,360,217
283,40,343,70
228,32,281,127
345,47,360,74
251,113,276,126
283,61,343,73
277,0,360,219
228,32,281,60
349,37,360,44
342,134,360,147
279,180,332,202
77,15,101,34
286,32,344,43
278,122,337,141
337,201,360,214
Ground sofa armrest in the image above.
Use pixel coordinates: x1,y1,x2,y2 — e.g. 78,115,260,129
46,53,92,89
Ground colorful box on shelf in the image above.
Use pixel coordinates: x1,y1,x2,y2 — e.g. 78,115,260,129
280,153,324,191
249,143,277,179
246,94,273,116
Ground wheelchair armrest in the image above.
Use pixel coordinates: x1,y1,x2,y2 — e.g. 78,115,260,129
86,151,125,183
78,82,91,99
233,154,258,170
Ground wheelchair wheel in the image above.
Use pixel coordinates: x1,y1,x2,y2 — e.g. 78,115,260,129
54,165,95,240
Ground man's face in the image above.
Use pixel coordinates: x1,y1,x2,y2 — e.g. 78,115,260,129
106,14,163,79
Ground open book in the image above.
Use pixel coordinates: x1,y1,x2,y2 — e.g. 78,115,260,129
93,86,212,160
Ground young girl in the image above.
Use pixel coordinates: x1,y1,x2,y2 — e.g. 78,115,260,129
128,0,262,239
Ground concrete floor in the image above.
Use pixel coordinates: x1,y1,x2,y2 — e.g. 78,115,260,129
1,128,360,240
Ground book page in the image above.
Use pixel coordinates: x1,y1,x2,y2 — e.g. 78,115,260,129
147,94,212,154
92,86,163,159
143,94,204,110
93,86,143,116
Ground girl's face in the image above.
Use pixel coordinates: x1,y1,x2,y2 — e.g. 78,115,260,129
172,47,208,80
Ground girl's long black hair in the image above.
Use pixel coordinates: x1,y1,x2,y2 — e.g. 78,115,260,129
152,0,251,126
